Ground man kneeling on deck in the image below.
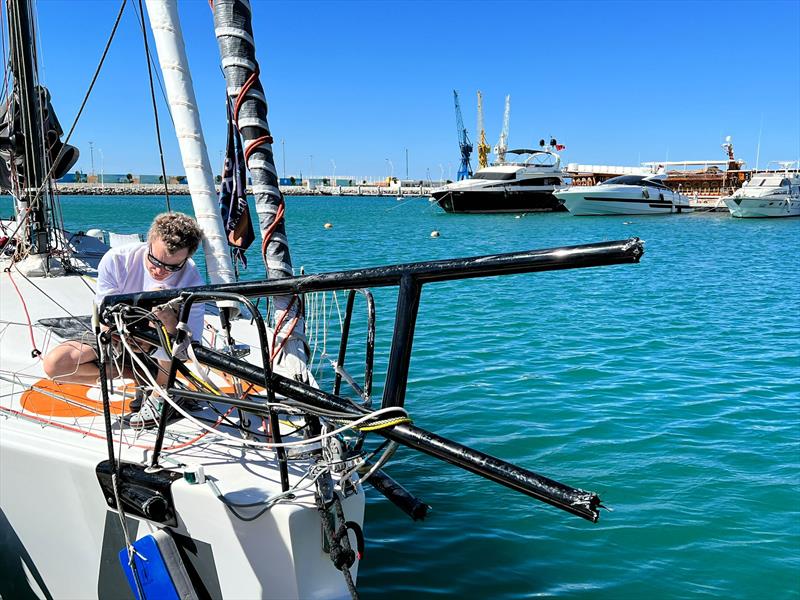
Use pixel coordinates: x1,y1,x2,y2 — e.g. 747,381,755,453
43,212,205,427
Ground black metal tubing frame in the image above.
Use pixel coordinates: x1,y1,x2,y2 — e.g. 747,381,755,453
332,289,375,403
106,238,643,412
103,238,644,522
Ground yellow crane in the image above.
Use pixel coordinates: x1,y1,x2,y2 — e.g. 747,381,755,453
476,90,490,169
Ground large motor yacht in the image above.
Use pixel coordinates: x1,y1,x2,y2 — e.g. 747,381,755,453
723,165,800,217
431,146,566,214
555,174,693,216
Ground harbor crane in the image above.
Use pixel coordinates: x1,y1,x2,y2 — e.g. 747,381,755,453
453,90,473,180
493,94,511,164
476,91,490,169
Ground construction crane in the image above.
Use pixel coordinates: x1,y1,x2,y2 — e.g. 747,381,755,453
476,91,490,169
453,90,472,180
493,94,511,164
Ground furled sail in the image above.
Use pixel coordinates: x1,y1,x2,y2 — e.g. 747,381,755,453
0,86,79,193
212,0,310,376
144,0,236,286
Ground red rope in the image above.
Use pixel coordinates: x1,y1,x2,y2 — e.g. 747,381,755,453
260,201,285,257
1,402,238,452
271,294,301,360
244,134,274,163
6,270,41,358
233,69,259,125
229,62,301,366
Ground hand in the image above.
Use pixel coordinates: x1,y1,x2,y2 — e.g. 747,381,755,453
153,305,179,334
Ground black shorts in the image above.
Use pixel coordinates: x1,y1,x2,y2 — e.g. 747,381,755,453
69,335,159,378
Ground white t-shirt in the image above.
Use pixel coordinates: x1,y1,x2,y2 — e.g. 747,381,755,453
95,242,205,359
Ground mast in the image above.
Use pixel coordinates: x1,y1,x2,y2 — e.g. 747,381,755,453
144,0,235,285
7,0,49,255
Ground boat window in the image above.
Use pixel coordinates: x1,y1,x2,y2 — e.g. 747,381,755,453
473,171,517,180
643,179,671,190
601,175,647,186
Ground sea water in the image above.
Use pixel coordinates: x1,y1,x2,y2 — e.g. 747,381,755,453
3,195,798,598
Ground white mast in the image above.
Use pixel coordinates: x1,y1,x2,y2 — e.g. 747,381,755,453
144,0,235,285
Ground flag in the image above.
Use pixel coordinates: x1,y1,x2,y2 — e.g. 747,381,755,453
219,99,255,268
556,144,566,151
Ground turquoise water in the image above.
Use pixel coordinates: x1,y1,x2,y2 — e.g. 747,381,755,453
4,195,799,598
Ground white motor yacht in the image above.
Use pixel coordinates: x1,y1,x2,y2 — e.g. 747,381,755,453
723,165,800,217
555,175,693,216
431,147,566,214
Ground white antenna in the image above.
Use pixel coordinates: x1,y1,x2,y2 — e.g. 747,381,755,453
755,114,763,172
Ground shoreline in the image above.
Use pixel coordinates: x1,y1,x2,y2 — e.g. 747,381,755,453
55,182,436,197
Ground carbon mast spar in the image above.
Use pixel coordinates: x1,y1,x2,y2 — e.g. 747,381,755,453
2,0,78,274
7,0,49,260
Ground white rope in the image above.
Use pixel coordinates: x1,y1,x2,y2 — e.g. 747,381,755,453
114,316,406,450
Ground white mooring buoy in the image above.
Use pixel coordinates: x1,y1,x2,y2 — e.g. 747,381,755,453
324,222,333,229
430,230,440,238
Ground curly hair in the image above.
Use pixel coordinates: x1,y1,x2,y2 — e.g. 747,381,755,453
148,212,203,255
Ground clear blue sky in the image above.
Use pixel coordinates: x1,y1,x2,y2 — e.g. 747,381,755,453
33,0,800,180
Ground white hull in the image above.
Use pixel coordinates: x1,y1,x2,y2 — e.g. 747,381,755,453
0,251,363,599
724,170,800,218
724,196,800,218
555,184,693,216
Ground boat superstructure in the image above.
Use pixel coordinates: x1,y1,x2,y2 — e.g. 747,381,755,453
555,174,694,215
431,145,566,213
723,163,800,217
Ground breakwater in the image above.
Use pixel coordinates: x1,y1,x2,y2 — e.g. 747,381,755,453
56,182,437,197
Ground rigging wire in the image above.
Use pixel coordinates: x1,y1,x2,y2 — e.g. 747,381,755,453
11,263,93,331
114,317,409,451
0,0,128,258
134,0,171,211
0,0,10,102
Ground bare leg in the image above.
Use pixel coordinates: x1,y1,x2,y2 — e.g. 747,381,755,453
42,341,101,385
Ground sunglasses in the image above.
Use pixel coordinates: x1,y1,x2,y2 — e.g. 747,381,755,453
147,246,187,273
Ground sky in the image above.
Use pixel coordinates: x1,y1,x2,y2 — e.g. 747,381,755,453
29,0,800,181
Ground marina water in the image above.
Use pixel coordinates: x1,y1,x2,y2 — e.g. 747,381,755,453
4,195,797,598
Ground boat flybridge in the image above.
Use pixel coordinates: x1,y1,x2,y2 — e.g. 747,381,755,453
431,145,567,214
555,174,694,216
723,162,800,217
0,1,646,598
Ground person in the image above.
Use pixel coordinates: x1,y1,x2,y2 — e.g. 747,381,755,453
43,212,206,426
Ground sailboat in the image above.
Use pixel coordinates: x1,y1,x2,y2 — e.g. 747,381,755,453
0,1,645,598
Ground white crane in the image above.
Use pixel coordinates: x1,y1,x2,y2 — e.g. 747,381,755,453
493,94,511,164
